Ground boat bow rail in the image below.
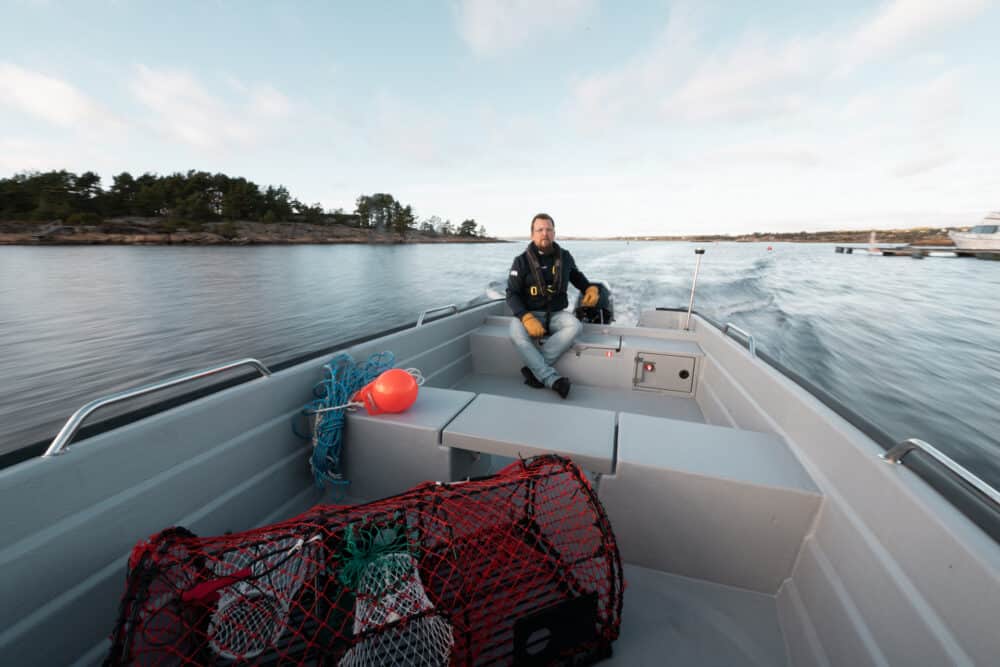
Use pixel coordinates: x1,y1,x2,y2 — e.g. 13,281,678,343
722,322,756,357
416,303,458,326
882,438,1000,508
43,358,273,457
5,300,507,468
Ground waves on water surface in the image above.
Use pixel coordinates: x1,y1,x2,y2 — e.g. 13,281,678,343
1,241,998,489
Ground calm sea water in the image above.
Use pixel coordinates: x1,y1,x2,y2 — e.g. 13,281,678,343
1,242,998,487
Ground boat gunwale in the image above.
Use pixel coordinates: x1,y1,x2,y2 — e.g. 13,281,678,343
0,298,506,470
6,299,998,546
656,306,1000,544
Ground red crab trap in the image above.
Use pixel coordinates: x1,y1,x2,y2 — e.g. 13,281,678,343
106,455,624,666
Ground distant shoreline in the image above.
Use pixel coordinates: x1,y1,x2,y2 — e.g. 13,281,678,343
551,226,959,245
1,220,962,246
0,219,507,246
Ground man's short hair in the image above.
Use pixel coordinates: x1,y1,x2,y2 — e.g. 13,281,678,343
531,213,555,233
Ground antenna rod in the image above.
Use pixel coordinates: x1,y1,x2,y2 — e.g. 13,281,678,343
685,248,705,331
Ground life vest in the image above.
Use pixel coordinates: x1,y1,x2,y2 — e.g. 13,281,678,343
524,245,563,301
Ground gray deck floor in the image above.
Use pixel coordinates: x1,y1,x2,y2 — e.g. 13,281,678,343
451,372,706,423
285,375,784,666
451,368,788,666
287,486,788,665
608,564,789,666
280,502,788,666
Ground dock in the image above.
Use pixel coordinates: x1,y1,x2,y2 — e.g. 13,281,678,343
834,244,1000,260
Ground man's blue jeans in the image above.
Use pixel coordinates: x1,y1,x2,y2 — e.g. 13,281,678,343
509,310,582,387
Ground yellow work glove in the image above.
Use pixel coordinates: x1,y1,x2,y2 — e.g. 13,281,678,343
581,285,600,308
521,313,546,338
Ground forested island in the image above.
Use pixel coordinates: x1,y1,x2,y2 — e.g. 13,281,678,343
0,170,498,245
1,170,970,246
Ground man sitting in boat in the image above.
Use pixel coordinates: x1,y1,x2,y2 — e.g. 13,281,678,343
506,213,600,398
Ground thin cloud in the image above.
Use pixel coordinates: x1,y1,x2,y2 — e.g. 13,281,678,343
664,33,819,122
572,8,701,128
0,138,59,171
363,91,459,168
894,151,957,178
249,84,292,117
842,0,991,70
130,65,293,151
0,135,125,174
700,142,824,168
836,69,967,152
573,1,988,127
572,10,824,127
454,0,596,55
0,62,121,130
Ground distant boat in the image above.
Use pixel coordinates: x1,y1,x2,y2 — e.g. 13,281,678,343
949,212,1000,251
867,231,883,255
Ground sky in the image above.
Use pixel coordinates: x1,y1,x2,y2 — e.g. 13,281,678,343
1,0,998,237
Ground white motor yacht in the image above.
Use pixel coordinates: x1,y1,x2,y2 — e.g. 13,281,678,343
949,212,1000,251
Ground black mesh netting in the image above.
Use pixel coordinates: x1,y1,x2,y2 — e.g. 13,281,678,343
106,455,624,666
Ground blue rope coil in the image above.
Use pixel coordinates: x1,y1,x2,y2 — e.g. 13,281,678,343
299,351,395,490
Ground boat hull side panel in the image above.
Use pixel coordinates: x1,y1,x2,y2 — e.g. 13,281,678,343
692,316,1000,665
0,301,505,665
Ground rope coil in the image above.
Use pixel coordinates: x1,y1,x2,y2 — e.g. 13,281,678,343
298,352,395,489
298,354,425,490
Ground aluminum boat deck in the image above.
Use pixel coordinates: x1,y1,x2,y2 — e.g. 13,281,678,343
2,301,997,665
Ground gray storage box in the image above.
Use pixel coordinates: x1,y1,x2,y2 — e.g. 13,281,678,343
633,352,696,394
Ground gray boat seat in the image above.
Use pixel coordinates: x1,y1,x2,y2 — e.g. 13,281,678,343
469,319,618,376
599,413,822,594
343,386,488,499
469,315,703,393
442,393,616,474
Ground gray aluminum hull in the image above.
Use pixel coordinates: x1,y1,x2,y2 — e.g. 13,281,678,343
1,302,997,665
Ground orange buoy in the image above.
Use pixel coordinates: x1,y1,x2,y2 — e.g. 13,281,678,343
352,369,419,415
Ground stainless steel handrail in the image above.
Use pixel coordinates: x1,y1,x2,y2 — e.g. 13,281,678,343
685,248,706,330
881,438,1000,507
574,336,624,355
723,322,756,357
416,304,458,327
43,358,272,457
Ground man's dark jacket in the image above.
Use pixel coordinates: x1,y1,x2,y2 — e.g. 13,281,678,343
506,242,591,318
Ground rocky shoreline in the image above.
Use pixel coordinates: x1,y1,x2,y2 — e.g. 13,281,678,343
1,219,962,246
0,219,504,245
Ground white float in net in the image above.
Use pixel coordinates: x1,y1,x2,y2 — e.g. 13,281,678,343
207,535,323,660
339,552,453,667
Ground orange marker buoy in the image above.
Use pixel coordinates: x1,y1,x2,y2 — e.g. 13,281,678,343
352,369,419,415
